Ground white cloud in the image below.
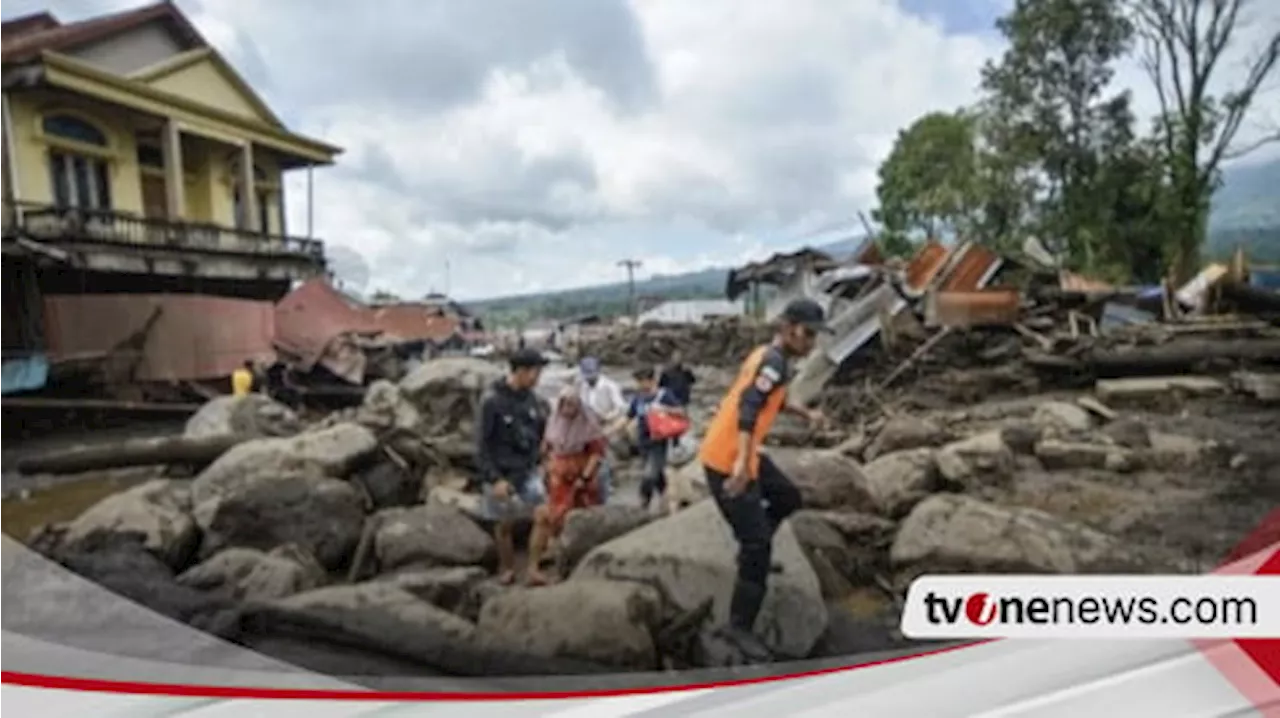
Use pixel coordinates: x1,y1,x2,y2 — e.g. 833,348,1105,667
14,0,1276,299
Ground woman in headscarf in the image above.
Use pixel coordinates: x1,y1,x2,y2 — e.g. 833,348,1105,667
526,387,606,585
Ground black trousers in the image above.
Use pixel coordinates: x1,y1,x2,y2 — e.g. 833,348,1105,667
705,454,802,632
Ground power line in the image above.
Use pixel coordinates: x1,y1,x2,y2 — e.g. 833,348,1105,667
617,259,642,323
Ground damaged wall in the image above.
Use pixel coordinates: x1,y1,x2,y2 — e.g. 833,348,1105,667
42,293,276,382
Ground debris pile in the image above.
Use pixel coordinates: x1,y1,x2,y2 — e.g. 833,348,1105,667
717,239,1280,426
576,318,774,367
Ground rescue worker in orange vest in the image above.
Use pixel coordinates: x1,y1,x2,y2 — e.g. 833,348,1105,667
698,298,830,659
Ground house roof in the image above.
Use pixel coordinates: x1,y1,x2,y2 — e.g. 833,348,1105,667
2,2,207,64
129,46,285,128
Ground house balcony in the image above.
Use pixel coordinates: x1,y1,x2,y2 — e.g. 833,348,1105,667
3,200,326,282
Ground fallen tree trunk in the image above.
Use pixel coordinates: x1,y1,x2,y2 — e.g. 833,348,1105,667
1028,338,1280,379
17,432,255,476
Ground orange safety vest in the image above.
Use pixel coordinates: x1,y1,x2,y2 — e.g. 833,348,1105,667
698,344,787,479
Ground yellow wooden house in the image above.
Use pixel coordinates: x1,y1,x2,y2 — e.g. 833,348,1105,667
1,2,343,282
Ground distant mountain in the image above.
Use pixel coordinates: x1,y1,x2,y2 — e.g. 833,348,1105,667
470,158,1280,322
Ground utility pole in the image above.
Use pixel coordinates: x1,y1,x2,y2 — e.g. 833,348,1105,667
617,259,642,324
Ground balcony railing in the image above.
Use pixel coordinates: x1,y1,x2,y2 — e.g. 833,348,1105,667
1,202,324,261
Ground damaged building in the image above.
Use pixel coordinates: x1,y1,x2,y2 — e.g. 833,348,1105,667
1,2,342,401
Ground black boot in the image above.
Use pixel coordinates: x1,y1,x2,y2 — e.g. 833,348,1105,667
724,580,773,663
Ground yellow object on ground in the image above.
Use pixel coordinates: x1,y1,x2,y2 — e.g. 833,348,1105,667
231,368,254,396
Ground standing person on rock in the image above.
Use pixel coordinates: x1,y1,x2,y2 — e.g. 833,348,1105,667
476,348,550,584
628,366,685,512
659,349,697,408
575,356,628,503
526,387,606,586
698,298,830,660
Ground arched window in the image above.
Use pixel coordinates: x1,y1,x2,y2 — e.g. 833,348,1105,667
232,163,272,233
43,114,111,210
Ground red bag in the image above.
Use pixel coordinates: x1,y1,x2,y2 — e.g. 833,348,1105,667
646,409,690,441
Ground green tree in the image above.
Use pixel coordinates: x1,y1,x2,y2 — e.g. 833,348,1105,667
1131,0,1279,281
873,110,981,251
979,0,1141,272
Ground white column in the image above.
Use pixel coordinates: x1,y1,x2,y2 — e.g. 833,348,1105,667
239,142,257,232
162,120,185,219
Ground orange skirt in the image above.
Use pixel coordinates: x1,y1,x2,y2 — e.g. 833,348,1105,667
546,448,602,528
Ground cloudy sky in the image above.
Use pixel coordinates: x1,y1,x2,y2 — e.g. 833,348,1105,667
6,0,1278,299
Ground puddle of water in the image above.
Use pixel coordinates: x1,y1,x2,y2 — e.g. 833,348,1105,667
2,473,153,542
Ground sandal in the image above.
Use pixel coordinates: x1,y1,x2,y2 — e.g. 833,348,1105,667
525,570,551,587
498,570,516,585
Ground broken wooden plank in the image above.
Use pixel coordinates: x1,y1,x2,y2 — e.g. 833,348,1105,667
1095,376,1228,404
1075,396,1118,421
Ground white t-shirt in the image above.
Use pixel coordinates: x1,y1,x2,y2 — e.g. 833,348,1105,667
578,375,627,422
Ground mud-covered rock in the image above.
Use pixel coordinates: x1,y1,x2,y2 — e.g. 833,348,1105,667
764,448,874,511
193,474,365,571
935,431,1015,488
476,580,663,669
63,480,198,570
861,448,940,518
572,500,827,659
865,416,952,460
556,505,653,572
890,495,1124,577
190,423,378,506
374,503,495,571
1032,402,1094,435
178,544,326,601
184,394,301,439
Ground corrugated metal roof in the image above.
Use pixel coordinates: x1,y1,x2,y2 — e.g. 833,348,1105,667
939,243,1004,292
366,304,461,343
43,294,275,381
275,279,379,369
903,240,951,294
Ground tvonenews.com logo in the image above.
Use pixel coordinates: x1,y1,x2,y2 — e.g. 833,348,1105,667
922,590,1257,627
900,576,1280,639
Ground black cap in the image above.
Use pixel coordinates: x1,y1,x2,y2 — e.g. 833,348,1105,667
509,348,549,369
781,298,833,333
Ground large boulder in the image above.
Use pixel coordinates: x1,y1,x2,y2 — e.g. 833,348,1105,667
427,485,487,524
177,544,326,601
935,431,1016,488
890,495,1124,577
376,566,489,620
273,582,475,642
63,480,198,570
790,510,896,597
861,448,940,518
763,448,874,511
190,423,379,506
399,358,504,438
1031,401,1094,436
865,416,952,460
476,580,663,670
354,380,423,434
32,533,241,637
556,505,653,572
373,503,496,571
572,500,827,659
349,457,422,511
193,474,365,571
184,394,301,439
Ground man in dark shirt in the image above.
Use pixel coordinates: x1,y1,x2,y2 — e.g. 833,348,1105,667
658,350,697,407
698,298,830,660
476,348,549,584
